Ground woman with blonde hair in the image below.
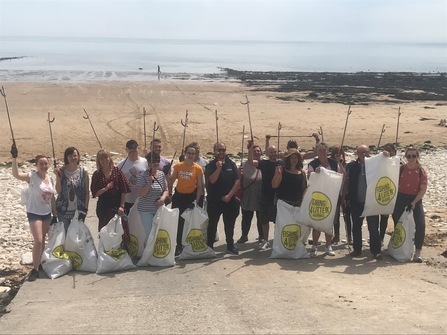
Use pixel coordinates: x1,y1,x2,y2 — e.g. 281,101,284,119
392,147,427,262
11,144,56,281
91,149,130,243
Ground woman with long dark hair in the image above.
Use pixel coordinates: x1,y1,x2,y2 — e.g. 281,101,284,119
55,147,89,231
272,148,307,207
392,147,427,262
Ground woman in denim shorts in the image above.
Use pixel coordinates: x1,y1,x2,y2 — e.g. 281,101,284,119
11,144,56,282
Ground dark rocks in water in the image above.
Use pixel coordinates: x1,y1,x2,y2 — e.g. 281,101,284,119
424,106,436,109
0,56,27,62
139,68,143,70
419,117,436,121
221,68,447,104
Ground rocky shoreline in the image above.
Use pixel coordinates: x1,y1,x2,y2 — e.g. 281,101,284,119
220,68,447,105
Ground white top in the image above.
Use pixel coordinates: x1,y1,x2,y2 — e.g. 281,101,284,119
117,157,148,204
26,172,54,215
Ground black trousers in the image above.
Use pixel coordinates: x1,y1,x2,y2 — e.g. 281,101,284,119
392,192,425,250
206,198,240,249
172,189,197,251
342,203,352,238
351,202,381,255
241,209,263,239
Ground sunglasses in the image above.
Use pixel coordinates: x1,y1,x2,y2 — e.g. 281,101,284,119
218,148,226,152
406,154,417,159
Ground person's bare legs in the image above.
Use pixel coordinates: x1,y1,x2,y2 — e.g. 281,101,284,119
29,220,50,270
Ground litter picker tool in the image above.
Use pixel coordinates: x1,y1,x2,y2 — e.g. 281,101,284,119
340,105,352,149
178,110,189,162
47,112,57,168
277,122,282,150
395,107,401,147
240,95,254,142
150,121,159,170
83,109,103,149
377,124,386,151
170,114,188,166
269,135,313,138
319,126,324,142
240,125,245,167
0,86,16,145
215,109,219,143
143,107,147,150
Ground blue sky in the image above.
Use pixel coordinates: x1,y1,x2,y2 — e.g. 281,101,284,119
0,0,446,43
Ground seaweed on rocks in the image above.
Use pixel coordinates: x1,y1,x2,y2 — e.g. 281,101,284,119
220,68,447,105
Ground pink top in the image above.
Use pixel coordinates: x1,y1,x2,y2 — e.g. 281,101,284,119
398,165,428,195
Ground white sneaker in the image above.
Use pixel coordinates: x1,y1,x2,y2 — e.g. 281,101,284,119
325,245,335,256
310,245,318,258
260,240,271,250
413,251,423,263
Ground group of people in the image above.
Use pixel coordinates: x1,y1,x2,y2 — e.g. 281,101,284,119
11,132,427,281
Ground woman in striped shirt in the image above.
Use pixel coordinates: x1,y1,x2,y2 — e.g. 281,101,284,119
137,152,169,244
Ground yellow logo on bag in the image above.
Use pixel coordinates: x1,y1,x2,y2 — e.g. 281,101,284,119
391,221,406,249
127,235,139,257
309,192,332,221
185,229,208,253
281,225,301,250
66,251,83,270
105,248,127,260
375,177,396,206
153,229,171,258
52,245,82,270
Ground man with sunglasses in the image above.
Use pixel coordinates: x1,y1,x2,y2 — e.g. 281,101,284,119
343,144,383,260
205,142,241,255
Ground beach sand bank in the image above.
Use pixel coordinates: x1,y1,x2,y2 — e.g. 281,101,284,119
0,80,446,162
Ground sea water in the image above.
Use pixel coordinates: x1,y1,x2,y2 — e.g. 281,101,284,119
0,36,446,82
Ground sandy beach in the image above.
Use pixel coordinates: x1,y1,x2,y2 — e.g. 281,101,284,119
0,79,446,162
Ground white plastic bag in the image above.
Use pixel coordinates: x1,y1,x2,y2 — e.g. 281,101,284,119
388,210,415,262
99,215,123,251
127,198,147,258
96,241,136,274
65,212,98,272
362,153,400,217
270,200,311,259
20,172,34,206
295,167,343,235
41,221,73,279
179,201,215,260
138,206,178,267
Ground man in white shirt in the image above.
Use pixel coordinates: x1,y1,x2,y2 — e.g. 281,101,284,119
117,139,148,214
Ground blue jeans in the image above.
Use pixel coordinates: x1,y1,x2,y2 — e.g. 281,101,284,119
139,212,155,246
350,202,381,255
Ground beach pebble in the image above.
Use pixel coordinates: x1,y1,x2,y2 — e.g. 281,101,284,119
20,252,33,265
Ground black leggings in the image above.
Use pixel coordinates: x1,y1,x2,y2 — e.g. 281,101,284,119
392,192,425,250
172,189,197,251
241,209,263,239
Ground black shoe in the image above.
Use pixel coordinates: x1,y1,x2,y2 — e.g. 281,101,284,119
350,250,362,257
227,246,239,255
237,236,248,244
27,269,39,282
373,253,383,260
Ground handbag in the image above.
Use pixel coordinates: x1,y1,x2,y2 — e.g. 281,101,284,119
235,168,259,201
20,172,34,206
